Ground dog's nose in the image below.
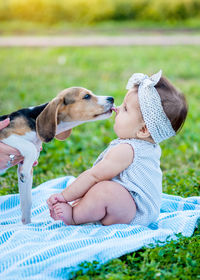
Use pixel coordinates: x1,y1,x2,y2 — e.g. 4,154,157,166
107,97,114,104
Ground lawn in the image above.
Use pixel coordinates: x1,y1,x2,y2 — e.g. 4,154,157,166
0,46,199,279
1,19,200,36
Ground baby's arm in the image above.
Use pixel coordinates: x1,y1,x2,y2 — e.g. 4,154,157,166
61,143,134,202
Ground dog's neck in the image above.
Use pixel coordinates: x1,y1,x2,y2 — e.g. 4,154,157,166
28,103,49,120
56,116,106,135
56,120,85,134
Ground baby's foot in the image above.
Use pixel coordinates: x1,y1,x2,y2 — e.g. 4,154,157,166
53,202,75,225
50,209,59,221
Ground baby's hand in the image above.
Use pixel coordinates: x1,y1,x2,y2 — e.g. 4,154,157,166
47,193,66,210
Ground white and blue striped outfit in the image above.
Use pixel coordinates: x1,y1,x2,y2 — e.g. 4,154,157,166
94,138,162,226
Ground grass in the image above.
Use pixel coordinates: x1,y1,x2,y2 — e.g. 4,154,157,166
0,46,199,278
1,19,200,36
70,230,200,279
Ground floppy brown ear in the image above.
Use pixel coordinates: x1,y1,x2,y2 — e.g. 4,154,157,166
55,129,72,141
36,98,62,142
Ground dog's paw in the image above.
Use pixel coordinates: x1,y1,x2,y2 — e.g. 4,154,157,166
22,217,31,224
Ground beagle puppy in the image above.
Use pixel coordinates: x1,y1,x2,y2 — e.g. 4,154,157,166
0,87,114,224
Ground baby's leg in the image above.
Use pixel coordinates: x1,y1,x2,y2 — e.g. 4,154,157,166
54,181,136,225
74,181,136,225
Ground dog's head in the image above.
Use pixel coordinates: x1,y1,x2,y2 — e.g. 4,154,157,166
36,87,114,142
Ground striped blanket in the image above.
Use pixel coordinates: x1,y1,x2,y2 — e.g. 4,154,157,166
0,176,199,280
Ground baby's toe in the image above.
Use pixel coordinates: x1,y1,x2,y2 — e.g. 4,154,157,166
50,209,57,220
57,213,64,220
47,201,53,210
54,206,63,215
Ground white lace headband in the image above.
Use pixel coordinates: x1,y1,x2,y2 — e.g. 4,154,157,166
126,70,176,143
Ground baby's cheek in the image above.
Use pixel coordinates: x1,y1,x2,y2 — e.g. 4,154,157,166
113,122,117,131
113,122,119,135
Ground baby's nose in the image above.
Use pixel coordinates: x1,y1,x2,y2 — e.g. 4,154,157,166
116,106,120,113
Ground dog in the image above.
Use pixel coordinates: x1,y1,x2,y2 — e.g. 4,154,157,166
0,87,114,224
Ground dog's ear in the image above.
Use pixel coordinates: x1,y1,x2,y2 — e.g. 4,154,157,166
55,129,72,141
36,98,62,142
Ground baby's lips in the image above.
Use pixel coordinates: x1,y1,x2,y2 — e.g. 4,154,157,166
111,107,117,113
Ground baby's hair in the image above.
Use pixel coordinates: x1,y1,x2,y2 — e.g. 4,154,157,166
155,76,188,133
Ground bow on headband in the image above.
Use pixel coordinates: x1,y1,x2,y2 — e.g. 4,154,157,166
126,70,175,143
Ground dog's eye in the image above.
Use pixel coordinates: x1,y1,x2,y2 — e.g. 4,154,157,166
83,94,91,100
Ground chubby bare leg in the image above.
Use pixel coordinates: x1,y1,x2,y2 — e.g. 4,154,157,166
53,181,136,226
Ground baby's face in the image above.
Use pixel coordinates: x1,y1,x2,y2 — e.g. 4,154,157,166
114,87,144,139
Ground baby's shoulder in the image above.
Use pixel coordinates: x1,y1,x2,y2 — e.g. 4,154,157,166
105,142,134,165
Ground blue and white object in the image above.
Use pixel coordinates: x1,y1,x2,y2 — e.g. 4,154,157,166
0,176,199,279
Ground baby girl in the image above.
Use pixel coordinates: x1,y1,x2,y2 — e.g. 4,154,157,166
47,70,188,226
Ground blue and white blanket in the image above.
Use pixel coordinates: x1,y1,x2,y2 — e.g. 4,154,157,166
0,176,199,280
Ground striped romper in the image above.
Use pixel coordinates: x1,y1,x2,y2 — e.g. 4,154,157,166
93,138,162,226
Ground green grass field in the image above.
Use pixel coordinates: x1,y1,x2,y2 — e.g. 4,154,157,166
1,19,200,36
0,46,199,279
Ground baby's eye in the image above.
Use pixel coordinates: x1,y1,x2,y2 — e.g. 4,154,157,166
124,105,127,111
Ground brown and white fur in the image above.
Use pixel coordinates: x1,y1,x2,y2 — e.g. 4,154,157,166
0,87,114,224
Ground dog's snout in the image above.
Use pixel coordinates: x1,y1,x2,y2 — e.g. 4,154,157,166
107,97,114,104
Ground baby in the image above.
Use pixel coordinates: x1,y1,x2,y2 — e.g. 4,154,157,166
47,70,188,226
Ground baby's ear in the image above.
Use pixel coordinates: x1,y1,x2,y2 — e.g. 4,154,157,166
137,123,151,139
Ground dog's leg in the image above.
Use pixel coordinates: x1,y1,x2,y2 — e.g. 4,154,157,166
17,142,38,224
17,144,38,184
2,135,39,224
16,142,38,224
18,163,33,224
